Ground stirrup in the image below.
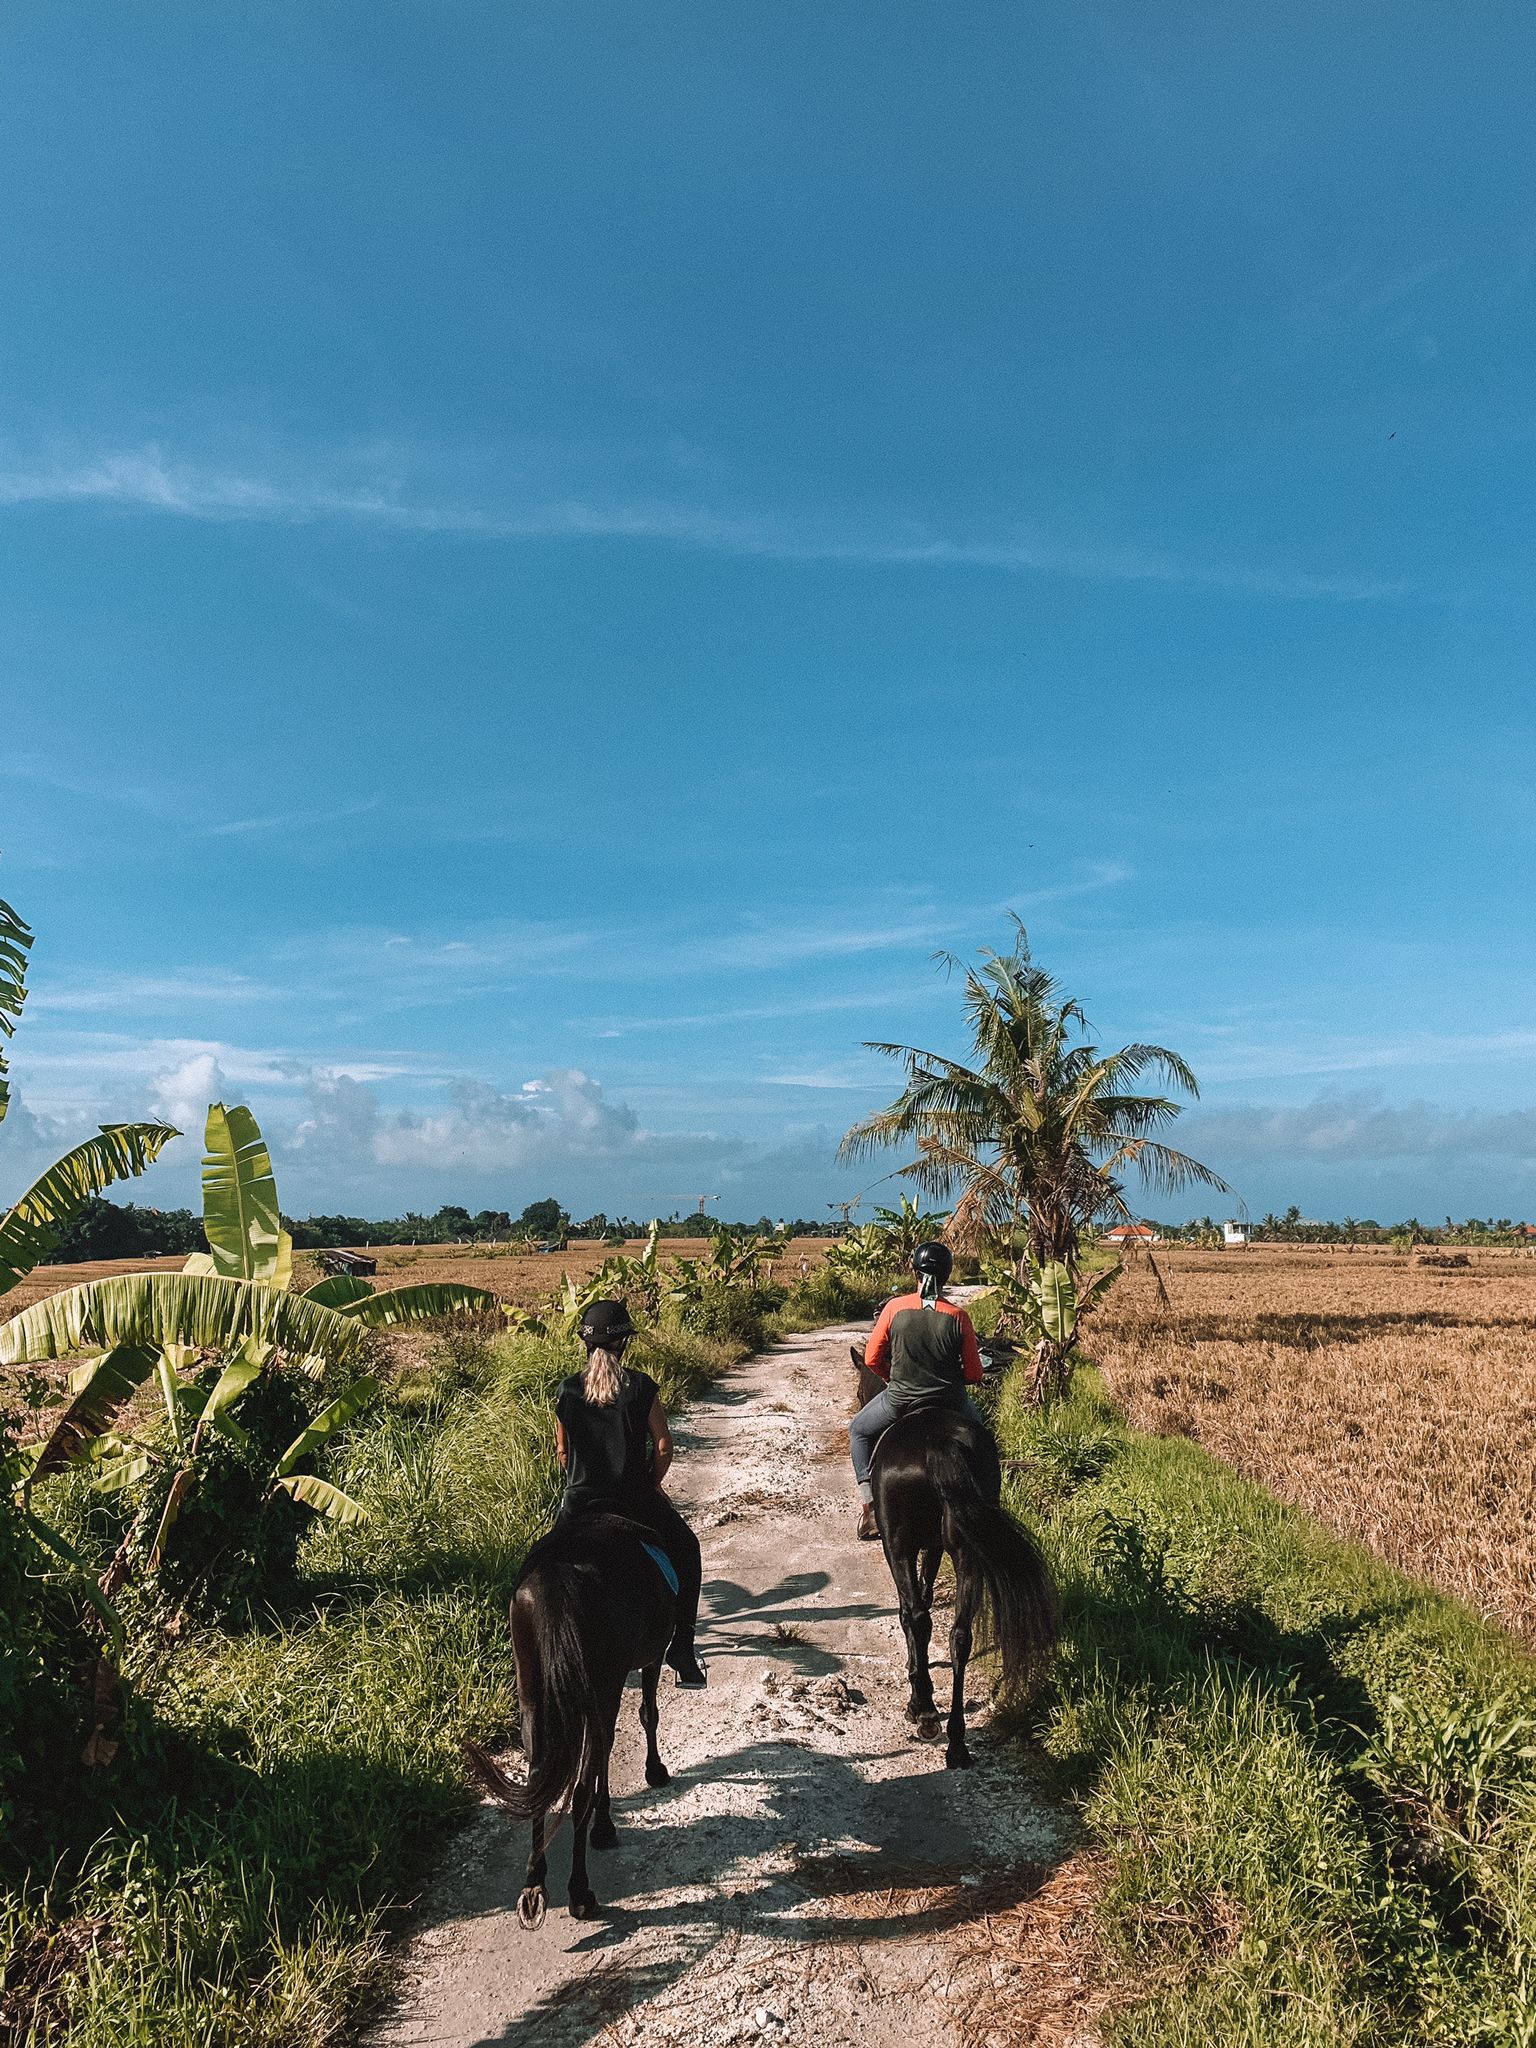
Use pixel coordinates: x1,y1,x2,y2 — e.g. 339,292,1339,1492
668,1651,708,1690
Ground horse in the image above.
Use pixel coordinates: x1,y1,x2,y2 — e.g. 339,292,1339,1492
463,1510,677,1926
851,1344,1058,1770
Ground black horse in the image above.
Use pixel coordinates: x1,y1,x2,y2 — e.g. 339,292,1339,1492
853,1346,1058,1770
464,1511,677,1926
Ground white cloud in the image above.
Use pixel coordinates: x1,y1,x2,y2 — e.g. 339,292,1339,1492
151,1051,227,1137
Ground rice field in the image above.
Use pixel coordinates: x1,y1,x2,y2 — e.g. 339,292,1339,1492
1089,1243,1536,1643
1,1235,838,1321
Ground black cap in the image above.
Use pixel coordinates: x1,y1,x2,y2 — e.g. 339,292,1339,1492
911,1240,953,1286
578,1298,636,1347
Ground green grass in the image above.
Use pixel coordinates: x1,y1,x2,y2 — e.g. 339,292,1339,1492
993,1357,1536,2046
0,1317,751,2047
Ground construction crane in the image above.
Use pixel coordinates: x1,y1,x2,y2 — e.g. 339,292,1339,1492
649,1194,721,1220
827,1197,861,1232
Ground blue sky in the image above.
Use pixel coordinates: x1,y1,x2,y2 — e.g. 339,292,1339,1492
3,2,1534,1225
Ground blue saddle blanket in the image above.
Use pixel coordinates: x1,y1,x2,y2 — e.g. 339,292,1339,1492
641,1541,679,1595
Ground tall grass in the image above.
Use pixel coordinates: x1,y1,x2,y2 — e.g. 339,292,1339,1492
0,1317,747,2046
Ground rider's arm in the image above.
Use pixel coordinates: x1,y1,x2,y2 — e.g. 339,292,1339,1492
957,1310,984,1386
554,1416,570,1470
863,1299,897,1380
648,1398,675,1485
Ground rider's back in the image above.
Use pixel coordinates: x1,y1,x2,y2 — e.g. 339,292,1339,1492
866,1291,979,1409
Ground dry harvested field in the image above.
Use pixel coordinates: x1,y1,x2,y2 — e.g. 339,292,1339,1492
1,1236,838,1322
1093,1243,1536,1643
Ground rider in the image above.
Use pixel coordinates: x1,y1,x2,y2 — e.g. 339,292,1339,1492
551,1298,708,1688
848,1240,986,1540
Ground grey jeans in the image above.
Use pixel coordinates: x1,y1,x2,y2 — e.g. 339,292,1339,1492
848,1390,986,1503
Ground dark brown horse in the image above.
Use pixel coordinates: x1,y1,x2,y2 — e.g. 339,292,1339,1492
464,1510,677,1925
852,1345,1058,1769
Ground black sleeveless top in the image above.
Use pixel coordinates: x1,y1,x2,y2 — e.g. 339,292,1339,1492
555,1366,658,1510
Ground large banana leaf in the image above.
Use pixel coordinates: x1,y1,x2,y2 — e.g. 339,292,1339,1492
0,895,32,1126
29,1345,160,1478
0,1123,182,1295
276,1376,379,1476
302,1273,374,1310
0,1273,368,1370
1035,1261,1078,1347
334,1283,500,1328
201,1104,284,1283
274,1473,370,1524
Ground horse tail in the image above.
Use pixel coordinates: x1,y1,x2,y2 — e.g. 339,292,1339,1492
472,1563,604,1819
931,1427,1059,1697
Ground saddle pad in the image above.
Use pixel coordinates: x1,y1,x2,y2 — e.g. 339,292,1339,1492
640,1541,680,1595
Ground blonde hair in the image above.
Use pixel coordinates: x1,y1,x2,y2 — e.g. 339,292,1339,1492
582,1345,626,1406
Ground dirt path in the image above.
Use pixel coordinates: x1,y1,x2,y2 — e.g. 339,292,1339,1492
371,1320,1102,2048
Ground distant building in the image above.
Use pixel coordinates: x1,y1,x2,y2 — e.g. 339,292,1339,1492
1223,1220,1249,1248
1103,1223,1161,1246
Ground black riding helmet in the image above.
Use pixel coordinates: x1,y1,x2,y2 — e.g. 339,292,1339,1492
911,1240,953,1288
578,1297,636,1349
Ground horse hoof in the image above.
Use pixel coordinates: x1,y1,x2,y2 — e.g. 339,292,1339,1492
517,1888,547,1931
645,1760,671,1787
946,1745,974,1770
591,1817,618,1851
915,1712,943,1742
568,1890,598,1921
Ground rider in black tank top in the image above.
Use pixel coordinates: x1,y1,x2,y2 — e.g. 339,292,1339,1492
554,1363,659,1510
545,1299,707,1689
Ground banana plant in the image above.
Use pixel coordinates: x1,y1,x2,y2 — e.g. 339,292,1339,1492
0,890,180,1647
827,1224,901,1284
7,1103,499,1606
870,1195,948,1265
981,1253,1122,1402
552,1220,665,1332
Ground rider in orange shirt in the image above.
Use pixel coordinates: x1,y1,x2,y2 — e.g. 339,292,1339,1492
849,1240,985,1539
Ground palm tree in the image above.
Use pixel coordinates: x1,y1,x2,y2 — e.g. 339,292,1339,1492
840,922,1231,1396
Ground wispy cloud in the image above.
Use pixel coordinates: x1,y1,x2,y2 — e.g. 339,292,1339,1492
198,797,384,840
30,972,281,1014
1195,1026,1536,1086
0,441,1404,601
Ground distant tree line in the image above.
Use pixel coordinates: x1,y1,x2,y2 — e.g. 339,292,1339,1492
1153,1206,1536,1248
48,1194,832,1262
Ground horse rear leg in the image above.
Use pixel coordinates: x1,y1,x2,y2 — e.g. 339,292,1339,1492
590,1696,621,1851
945,1551,981,1770
891,1550,941,1741
518,1810,548,1929
567,1786,597,1920
639,1663,670,1786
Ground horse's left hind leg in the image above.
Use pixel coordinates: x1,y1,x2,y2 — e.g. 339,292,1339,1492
639,1664,669,1786
945,1551,981,1770
567,1784,598,1920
